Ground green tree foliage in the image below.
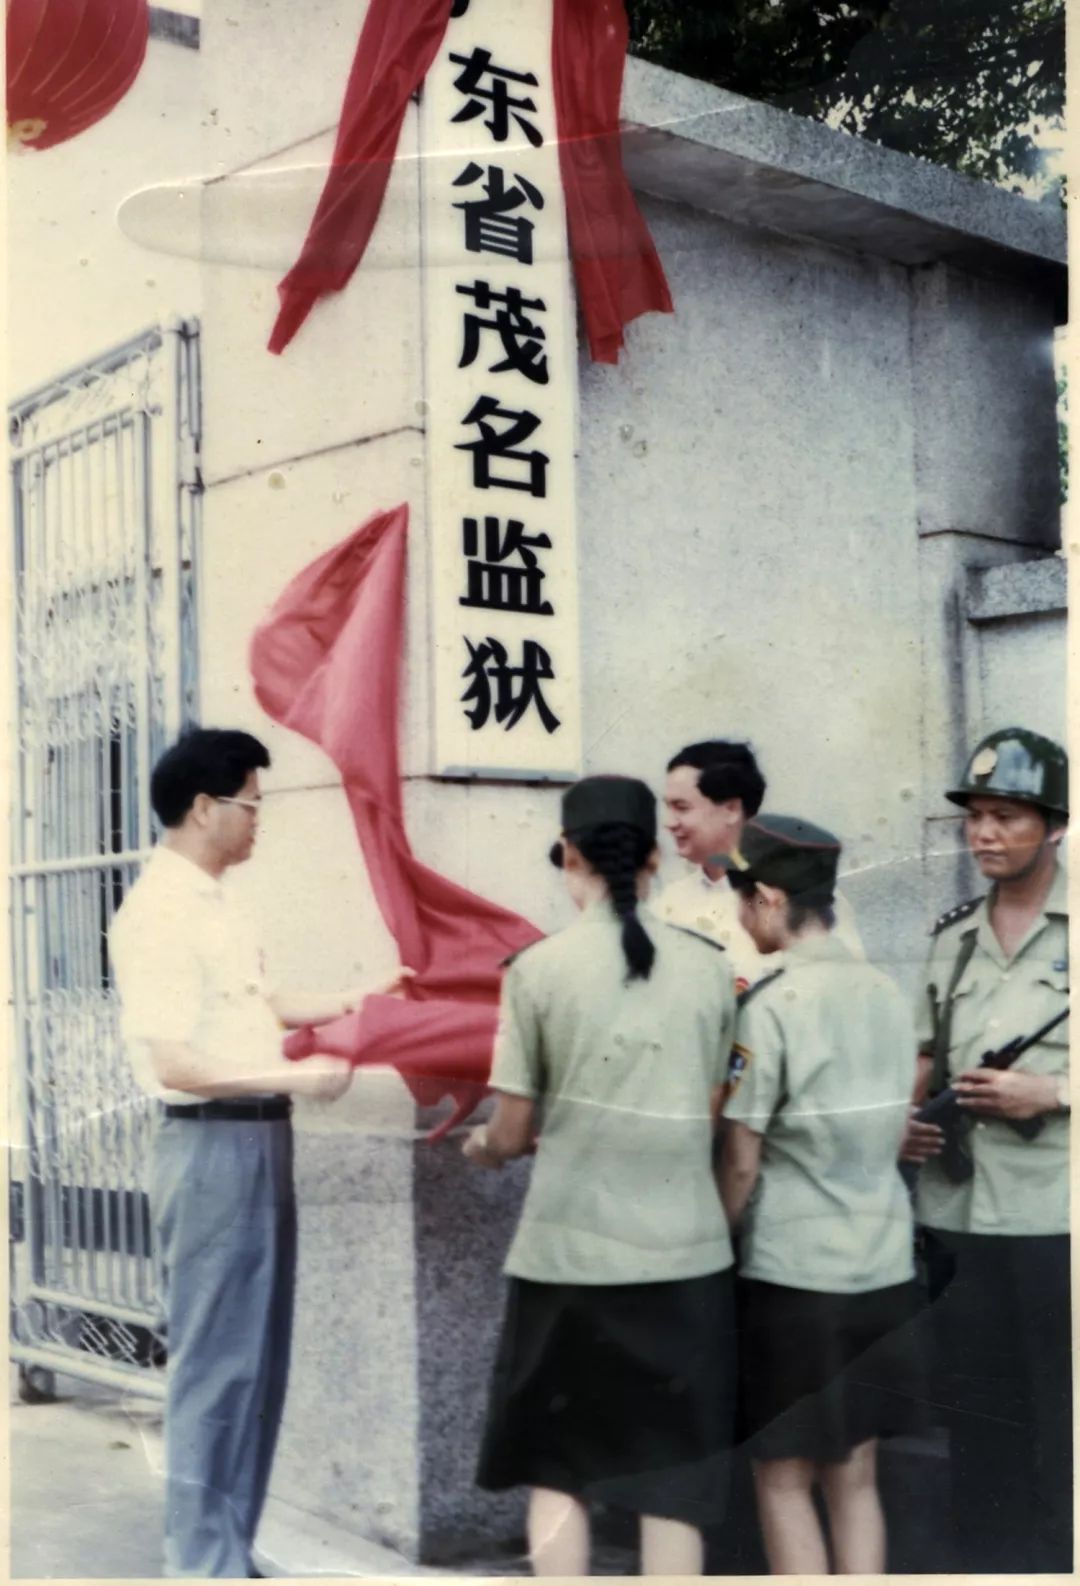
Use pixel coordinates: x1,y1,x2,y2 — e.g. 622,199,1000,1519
625,1,1064,191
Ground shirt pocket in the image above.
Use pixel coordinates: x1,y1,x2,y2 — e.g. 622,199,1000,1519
1026,964,1069,1066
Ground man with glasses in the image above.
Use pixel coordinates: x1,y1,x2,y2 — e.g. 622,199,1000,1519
110,726,411,1577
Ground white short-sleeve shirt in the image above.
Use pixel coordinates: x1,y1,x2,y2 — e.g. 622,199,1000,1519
108,846,284,1104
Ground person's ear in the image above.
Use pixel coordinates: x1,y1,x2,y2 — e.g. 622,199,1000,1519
755,881,785,911
561,839,585,873
190,792,215,829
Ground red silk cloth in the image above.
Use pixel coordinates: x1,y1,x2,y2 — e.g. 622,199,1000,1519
7,0,149,152
268,0,671,363
268,0,453,356
552,0,672,363
249,504,543,1139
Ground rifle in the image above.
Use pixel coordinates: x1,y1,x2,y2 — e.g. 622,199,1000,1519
916,1007,1069,1184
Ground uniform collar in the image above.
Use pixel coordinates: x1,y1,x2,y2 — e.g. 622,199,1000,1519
975,859,1067,966
150,844,224,899
695,867,730,893
981,858,1068,922
1044,860,1068,918
785,932,853,966
579,897,655,926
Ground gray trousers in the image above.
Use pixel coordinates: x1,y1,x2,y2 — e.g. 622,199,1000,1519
151,1112,297,1578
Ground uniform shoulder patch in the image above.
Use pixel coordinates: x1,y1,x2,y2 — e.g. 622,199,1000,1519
666,922,727,953
737,967,785,1009
499,937,545,969
930,897,982,936
727,1041,753,1094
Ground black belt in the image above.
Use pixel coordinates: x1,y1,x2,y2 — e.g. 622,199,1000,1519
164,1098,292,1122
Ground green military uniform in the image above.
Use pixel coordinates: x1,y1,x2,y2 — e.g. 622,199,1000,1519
726,935,916,1294
914,727,1071,1575
718,814,927,1463
476,774,739,1529
492,898,736,1285
915,864,1068,1234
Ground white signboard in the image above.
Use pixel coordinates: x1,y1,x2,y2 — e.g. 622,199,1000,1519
419,0,582,781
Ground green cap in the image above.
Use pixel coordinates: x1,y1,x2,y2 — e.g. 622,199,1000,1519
561,775,657,841
945,727,1068,819
716,814,841,901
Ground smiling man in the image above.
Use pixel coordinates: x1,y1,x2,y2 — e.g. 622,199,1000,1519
908,726,1070,1574
658,740,862,991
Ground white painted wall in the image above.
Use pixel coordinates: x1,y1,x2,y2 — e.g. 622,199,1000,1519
7,39,203,396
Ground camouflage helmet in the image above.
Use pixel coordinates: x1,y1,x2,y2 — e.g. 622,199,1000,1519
946,727,1068,819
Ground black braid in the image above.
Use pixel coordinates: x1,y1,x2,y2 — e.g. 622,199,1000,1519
570,821,656,981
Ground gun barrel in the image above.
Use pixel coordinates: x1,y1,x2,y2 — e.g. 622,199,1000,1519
981,1040,1023,1071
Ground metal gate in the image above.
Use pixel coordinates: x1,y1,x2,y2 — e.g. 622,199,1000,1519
8,321,201,1397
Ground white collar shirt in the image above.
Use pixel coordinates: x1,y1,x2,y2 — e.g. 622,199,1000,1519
657,867,865,992
656,868,769,991
108,846,283,1104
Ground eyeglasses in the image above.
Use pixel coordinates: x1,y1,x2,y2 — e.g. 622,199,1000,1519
215,796,261,813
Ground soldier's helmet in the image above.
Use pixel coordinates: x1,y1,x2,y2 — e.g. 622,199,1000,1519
946,727,1068,820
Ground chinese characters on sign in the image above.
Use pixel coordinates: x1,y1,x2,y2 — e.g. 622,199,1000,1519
419,0,581,779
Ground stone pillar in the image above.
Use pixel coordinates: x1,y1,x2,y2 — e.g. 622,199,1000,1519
413,1115,529,1564
909,262,1061,908
258,1086,529,1570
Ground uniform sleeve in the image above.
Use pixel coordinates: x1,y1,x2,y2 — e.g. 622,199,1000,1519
913,937,942,1055
723,995,785,1132
710,954,738,1087
892,994,920,1097
109,906,202,1045
488,961,543,1098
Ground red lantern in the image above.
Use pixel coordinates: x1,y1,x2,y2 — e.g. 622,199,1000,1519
7,0,149,153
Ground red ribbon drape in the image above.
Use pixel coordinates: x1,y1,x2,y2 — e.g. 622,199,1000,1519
552,0,672,363
249,504,543,1139
268,0,453,355
268,0,671,363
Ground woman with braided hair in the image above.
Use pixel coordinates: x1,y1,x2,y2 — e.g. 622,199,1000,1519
573,816,656,979
464,774,738,1577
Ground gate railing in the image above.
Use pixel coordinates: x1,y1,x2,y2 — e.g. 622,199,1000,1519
8,321,201,1398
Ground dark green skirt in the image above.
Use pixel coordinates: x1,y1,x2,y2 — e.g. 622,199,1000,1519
737,1276,929,1462
477,1268,737,1526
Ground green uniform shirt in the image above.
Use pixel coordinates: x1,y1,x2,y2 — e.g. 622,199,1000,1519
723,935,916,1294
914,863,1069,1236
490,900,737,1285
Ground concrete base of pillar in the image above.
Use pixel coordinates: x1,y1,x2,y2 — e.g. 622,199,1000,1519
264,1078,530,1566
